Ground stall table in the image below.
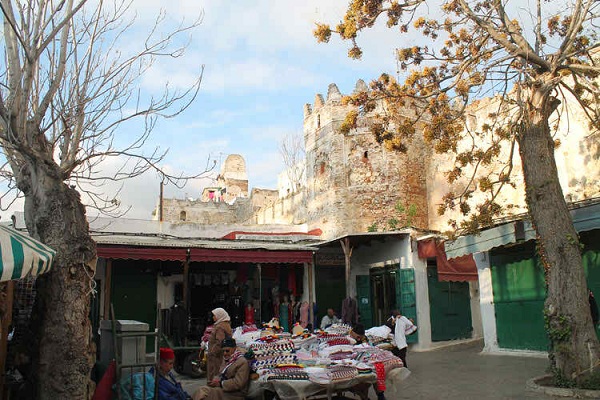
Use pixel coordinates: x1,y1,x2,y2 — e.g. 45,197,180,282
248,373,377,400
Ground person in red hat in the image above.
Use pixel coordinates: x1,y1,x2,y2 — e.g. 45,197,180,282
150,347,191,400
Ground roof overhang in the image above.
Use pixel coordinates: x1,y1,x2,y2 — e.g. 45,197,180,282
445,200,600,259
315,230,412,249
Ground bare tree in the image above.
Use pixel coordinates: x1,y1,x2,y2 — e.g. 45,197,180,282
279,130,306,195
0,0,206,397
316,0,600,385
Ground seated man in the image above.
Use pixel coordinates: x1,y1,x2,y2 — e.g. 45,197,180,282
151,347,191,400
193,337,250,400
320,308,340,330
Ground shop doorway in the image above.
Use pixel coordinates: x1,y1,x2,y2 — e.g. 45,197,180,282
369,265,398,326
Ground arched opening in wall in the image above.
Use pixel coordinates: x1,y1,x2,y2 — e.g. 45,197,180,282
363,151,368,160
180,211,187,221
317,114,321,130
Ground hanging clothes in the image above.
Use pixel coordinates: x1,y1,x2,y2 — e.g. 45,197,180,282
170,302,188,347
341,297,359,325
279,301,289,332
299,301,309,328
244,303,255,325
293,298,302,325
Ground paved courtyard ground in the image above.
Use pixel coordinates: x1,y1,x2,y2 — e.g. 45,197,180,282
178,340,566,399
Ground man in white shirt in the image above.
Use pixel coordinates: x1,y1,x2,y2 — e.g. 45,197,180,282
320,308,341,330
391,310,415,368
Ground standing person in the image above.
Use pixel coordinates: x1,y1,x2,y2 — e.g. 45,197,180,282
192,338,250,400
320,308,341,330
390,310,415,368
151,347,191,400
207,308,233,381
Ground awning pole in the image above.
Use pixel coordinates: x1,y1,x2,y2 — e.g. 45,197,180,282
307,261,314,330
0,281,15,397
257,263,262,323
183,250,190,311
340,238,353,298
103,259,112,320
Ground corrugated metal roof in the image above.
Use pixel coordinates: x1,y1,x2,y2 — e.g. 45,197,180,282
92,233,318,251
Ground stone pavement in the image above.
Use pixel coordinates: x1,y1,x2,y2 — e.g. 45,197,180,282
389,341,562,400
177,341,565,399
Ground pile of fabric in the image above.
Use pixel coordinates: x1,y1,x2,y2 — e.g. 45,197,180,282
245,323,404,387
232,323,262,346
365,325,395,350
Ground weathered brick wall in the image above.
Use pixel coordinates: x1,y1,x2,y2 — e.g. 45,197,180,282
301,82,431,239
251,191,307,225
161,198,241,224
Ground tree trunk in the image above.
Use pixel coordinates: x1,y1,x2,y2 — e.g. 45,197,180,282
22,163,97,399
517,86,600,383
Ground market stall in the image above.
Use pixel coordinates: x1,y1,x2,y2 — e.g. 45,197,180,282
0,224,57,397
232,322,409,400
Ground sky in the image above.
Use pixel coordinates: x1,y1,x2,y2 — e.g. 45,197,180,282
78,0,405,220
1,0,563,222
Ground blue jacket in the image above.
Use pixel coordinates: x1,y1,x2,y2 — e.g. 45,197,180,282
149,367,191,400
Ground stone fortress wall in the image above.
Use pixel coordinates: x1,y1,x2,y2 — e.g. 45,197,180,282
159,81,600,239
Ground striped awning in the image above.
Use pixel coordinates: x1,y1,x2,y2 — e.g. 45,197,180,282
0,224,56,282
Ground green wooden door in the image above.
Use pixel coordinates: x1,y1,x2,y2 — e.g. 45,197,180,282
356,275,373,328
491,242,548,351
583,230,600,336
427,266,473,341
111,260,158,353
397,268,418,343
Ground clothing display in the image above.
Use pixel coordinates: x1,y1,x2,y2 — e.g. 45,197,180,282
244,322,407,399
341,297,359,325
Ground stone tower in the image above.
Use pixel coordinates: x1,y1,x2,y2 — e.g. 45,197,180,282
303,82,431,238
217,154,249,203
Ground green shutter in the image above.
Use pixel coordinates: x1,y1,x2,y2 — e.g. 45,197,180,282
398,268,418,343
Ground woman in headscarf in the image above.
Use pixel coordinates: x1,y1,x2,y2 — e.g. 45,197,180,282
206,308,232,381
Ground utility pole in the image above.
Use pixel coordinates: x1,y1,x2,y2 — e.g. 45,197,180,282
159,177,164,222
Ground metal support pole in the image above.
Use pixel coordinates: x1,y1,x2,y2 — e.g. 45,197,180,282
340,238,353,298
258,263,262,323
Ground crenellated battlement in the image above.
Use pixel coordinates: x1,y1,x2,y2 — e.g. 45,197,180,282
303,80,369,120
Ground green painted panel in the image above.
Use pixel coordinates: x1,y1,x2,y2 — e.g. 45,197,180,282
356,275,373,328
495,299,547,350
398,268,418,343
490,230,600,351
111,260,158,353
582,230,600,336
491,241,549,351
427,267,473,341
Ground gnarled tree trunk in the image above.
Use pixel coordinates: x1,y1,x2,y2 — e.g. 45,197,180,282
517,83,600,382
20,161,96,399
